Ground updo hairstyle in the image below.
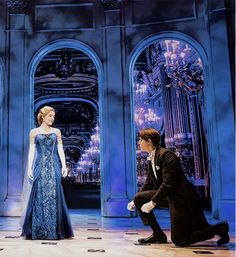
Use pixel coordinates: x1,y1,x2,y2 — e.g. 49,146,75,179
37,106,55,125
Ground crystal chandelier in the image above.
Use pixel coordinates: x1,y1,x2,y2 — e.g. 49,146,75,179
133,71,162,131
76,125,100,180
164,40,204,93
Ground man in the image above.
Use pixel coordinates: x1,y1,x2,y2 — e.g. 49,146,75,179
127,128,229,246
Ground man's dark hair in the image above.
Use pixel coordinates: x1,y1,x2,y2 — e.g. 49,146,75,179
139,128,160,147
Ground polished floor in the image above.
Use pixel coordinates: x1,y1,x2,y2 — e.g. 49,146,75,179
0,209,235,257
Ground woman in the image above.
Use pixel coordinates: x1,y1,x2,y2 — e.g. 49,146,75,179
127,128,229,246
21,106,74,240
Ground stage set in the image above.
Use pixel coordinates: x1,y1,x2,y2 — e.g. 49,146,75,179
0,0,235,256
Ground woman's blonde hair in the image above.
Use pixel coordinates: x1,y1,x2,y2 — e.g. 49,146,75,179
37,106,55,125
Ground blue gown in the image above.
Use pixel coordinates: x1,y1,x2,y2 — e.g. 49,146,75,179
21,133,74,240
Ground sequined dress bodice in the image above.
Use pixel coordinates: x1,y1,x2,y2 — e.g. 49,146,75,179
34,133,61,175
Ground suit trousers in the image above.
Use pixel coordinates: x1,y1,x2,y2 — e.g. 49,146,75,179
133,190,216,246
133,190,165,236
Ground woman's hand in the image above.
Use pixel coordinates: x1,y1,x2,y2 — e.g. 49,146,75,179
28,169,33,180
61,167,68,178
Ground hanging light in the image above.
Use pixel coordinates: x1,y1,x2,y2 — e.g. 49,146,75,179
164,40,204,93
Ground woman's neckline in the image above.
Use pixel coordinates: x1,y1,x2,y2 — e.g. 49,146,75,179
36,132,56,136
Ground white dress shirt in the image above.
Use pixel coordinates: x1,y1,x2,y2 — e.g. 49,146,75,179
148,148,157,179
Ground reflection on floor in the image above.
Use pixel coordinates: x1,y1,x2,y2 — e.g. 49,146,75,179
0,209,235,257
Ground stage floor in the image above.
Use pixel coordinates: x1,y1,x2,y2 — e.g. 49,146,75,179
0,209,235,257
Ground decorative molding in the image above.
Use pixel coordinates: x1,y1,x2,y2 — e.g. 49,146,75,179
131,0,196,26
35,4,94,31
101,0,121,10
6,0,29,13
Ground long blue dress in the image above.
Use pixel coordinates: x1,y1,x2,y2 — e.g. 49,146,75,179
21,133,74,240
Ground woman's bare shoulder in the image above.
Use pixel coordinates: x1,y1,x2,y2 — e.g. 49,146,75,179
52,128,61,135
29,128,39,137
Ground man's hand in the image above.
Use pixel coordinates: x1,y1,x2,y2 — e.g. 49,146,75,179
127,200,136,211
141,201,156,213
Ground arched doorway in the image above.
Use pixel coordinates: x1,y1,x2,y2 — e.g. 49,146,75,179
130,33,216,212
28,40,103,211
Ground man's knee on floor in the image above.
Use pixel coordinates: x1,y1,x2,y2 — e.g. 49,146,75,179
171,235,189,247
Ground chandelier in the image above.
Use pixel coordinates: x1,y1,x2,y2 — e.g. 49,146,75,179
55,54,75,80
164,40,204,94
135,106,161,128
76,125,100,177
133,69,163,131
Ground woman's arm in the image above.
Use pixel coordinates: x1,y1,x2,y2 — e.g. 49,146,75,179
56,129,68,177
27,130,36,179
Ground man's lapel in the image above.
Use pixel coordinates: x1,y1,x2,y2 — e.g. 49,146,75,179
154,147,161,172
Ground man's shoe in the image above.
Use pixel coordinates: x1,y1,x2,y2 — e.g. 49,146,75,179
215,221,230,246
138,234,167,244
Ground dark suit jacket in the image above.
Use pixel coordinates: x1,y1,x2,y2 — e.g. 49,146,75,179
139,147,170,195
139,147,208,229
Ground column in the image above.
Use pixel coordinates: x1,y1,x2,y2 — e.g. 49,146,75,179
159,65,175,149
171,86,194,181
208,1,235,221
0,2,27,216
101,1,132,217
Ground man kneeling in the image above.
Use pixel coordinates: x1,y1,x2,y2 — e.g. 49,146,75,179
127,128,229,247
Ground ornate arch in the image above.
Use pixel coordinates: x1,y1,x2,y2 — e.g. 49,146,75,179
27,39,105,212
129,31,220,217
28,39,103,125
